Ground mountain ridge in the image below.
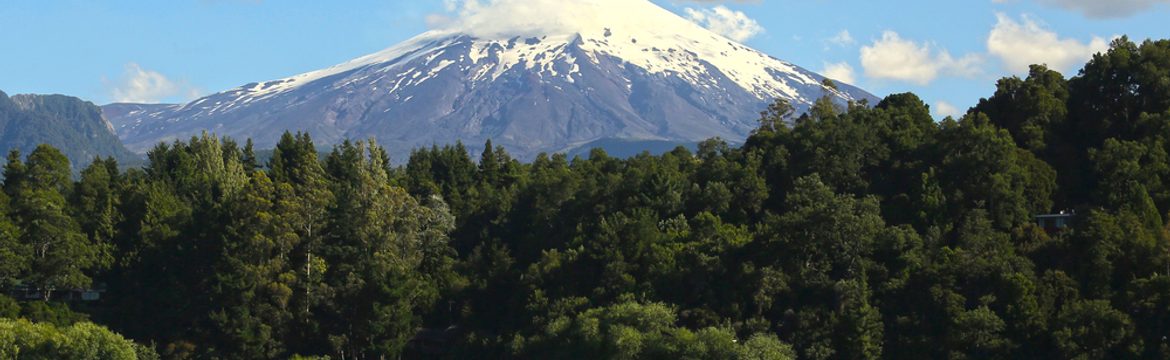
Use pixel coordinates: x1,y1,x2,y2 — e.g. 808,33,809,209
0,90,139,167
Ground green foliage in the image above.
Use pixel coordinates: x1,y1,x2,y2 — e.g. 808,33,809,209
0,295,18,319
1068,38,1170,145
974,65,1069,152
19,301,88,327
738,334,796,360
0,318,151,359
207,171,291,359
1090,138,1170,220
6,146,104,300
1053,300,1139,359
934,114,1056,230
318,140,458,358
1126,276,1170,358
0,188,25,287
514,301,794,360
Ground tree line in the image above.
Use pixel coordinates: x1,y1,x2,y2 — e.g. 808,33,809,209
1,37,1169,359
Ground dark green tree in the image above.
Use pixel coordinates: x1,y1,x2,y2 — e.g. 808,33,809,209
1052,300,1139,359
934,114,1056,230
10,145,99,300
319,140,458,358
974,65,1069,152
265,133,336,354
0,189,25,287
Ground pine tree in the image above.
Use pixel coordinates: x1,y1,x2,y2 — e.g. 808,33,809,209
319,140,456,358
209,171,295,358
0,188,25,287
479,139,499,185
11,145,94,300
268,132,334,355
3,149,26,199
72,158,119,273
242,138,259,173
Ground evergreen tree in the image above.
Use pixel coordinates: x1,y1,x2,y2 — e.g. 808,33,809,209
0,189,24,287
2,149,25,199
320,140,457,358
71,158,120,274
268,132,334,354
209,171,295,358
10,145,95,300
242,138,259,173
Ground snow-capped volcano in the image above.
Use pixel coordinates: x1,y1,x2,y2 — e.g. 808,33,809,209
106,0,877,159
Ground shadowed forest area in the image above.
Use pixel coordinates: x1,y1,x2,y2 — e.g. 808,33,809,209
2,38,1170,359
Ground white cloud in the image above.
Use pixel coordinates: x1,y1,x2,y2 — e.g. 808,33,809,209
425,13,454,29
934,101,963,119
433,0,763,42
860,31,981,85
433,0,704,39
987,13,1109,73
109,63,201,104
827,30,855,47
443,0,460,11
821,61,856,84
683,6,765,42
1035,0,1170,18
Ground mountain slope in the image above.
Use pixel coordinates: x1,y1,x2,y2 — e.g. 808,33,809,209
106,0,877,159
0,91,139,166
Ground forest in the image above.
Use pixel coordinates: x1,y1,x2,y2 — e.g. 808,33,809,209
1,37,1170,359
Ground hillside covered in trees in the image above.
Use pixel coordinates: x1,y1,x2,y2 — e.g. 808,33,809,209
0,91,140,168
1,37,1170,359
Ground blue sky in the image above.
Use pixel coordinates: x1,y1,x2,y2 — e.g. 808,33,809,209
1,0,1167,118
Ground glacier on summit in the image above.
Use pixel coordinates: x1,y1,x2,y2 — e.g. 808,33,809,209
105,0,877,159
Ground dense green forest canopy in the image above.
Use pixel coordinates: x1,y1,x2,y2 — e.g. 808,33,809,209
2,37,1170,359
0,91,140,167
